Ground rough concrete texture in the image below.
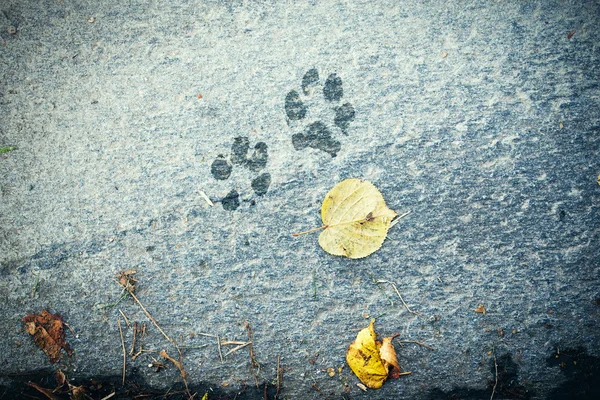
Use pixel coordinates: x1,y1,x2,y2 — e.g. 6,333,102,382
1,0,600,399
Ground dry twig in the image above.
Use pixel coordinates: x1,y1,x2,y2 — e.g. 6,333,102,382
116,271,174,345
117,319,126,386
119,309,130,327
376,280,423,318
275,355,283,400
196,332,223,362
160,349,191,397
129,322,138,356
389,210,411,228
245,322,260,387
398,340,435,351
224,341,252,356
25,382,59,400
490,350,498,400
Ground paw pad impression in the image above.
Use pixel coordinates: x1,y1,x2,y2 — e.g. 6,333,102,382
285,68,355,157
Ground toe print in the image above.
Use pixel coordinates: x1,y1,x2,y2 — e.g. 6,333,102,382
301,68,319,95
210,156,232,180
285,91,307,120
323,73,343,102
251,173,271,196
210,137,271,211
222,189,240,212
284,68,355,157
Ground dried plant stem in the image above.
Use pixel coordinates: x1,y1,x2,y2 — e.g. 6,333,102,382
223,341,252,356
126,289,173,345
376,280,423,318
160,349,191,398
398,340,435,351
118,309,130,327
490,350,498,400
292,225,326,237
389,210,411,228
129,322,137,356
245,322,259,387
196,332,223,361
117,319,126,386
275,355,283,400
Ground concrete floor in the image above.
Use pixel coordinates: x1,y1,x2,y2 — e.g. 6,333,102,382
1,1,599,399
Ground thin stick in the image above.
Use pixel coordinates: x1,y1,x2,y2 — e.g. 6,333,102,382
389,211,411,228
63,322,77,337
117,319,126,386
129,322,137,356
221,340,248,346
224,342,252,356
160,350,190,397
217,335,223,362
199,189,214,207
25,382,59,400
490,350,498,400
275,355,282,400
119,309,130,327
245,322,259,387
398,340,435,351
127,290,173,345
100,393,115,400
376,280,423,318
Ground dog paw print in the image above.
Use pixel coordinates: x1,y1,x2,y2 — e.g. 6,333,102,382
210,137,271,211
284,68,355,157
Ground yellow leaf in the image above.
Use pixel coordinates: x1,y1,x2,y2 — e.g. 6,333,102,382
294,179,398,258
346,319,402,389
346,319,388,389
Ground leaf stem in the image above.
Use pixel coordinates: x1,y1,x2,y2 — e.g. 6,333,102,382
292,225,327,237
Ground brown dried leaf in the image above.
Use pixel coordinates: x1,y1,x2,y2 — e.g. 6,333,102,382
22,310,72,363
378,335,401,379
116,270,137,292
475,304,486,315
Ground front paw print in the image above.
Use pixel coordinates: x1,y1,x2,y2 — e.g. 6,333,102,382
284,68,355,157
210,137,271,211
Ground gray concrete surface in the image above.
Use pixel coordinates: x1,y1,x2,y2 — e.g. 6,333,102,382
1,0,600,399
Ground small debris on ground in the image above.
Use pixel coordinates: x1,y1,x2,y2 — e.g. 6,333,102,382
22,310,72,363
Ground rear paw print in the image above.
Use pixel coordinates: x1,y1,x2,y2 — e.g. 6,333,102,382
284,68,355,157
210,137,271,211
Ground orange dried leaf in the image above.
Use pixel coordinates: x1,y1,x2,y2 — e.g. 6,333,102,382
475,304,486,315
378,336,401,379
22,310,72,363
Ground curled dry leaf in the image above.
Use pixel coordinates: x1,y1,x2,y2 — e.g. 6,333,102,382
379,335,401,379
346,319,402,389
22,310,72,363
475,304,486,315
294,179,399,259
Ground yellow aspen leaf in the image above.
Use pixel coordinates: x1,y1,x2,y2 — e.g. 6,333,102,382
346,319,402,389
293,179,399,259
